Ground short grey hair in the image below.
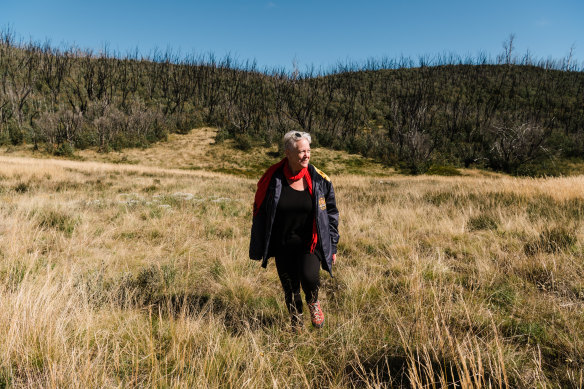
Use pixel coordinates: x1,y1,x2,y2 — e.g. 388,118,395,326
283,131,312,151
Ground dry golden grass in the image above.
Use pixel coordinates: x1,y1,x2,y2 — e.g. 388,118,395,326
1,133,584,388
5,128,392,178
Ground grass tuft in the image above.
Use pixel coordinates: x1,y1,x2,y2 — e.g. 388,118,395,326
13,181,29,193
35,208,79,237
467,212,499,231
524,226,578,255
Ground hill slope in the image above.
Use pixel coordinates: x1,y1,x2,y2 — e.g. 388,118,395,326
1,35,583,174
6,127,393,177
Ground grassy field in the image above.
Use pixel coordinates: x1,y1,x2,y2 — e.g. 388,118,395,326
1,130,584,388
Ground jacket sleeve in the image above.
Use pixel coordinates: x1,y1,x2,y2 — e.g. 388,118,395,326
325,180,339,254
249,200,266,260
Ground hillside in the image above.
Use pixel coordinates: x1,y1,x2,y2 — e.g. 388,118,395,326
1,34,583,175
1,141,583,387
5,127,391,177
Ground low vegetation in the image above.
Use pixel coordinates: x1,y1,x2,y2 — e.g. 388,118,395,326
1,134,583,386
5,127,392,178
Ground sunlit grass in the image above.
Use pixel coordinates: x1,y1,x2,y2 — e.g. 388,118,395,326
1,135,584,387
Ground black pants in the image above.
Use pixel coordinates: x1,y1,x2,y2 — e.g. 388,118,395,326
275,252,321,315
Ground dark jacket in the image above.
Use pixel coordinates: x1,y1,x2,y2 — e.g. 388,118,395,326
249,164,339,275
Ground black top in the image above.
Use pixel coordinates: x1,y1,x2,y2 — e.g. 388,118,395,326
269,178,314,257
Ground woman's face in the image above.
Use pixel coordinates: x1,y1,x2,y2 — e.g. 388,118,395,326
286,138,311,172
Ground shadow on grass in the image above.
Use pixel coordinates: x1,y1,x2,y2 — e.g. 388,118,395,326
143,292,281,334
77,264,282,334
344,349,481,388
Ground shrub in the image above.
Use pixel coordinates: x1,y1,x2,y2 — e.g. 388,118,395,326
53,143,75,157
13,182,29,193
214,127,230,144
8,123,24,145
426,165,462,176
0,128,10,146
316,131,335,148
234,133,252,151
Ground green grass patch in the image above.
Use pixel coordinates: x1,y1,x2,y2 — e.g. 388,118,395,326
467,212,499,231
426,165,462,176
35,208,79,237
485,281,517,311
524,226,578,255
501,318,548,346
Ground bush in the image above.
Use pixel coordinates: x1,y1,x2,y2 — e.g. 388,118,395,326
0,128,11,146
13,182,29,193
426,165,462,176
316,131,335,148
234,134,252,151
8,123,24,145
53,143,75,157
214,127,230,144
514,160,567,177
398,160,431,175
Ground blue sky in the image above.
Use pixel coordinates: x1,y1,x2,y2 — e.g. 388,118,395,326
2,0,583,71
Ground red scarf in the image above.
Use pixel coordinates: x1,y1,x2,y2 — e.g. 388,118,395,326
253,158,318,253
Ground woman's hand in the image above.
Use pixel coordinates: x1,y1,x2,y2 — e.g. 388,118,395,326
332,253,337,265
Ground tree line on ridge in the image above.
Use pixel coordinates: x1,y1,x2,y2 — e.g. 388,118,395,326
1,30,583,174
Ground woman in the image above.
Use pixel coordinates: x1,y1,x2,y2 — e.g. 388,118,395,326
250,131,339,329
